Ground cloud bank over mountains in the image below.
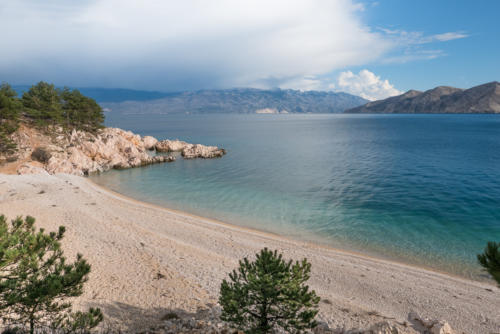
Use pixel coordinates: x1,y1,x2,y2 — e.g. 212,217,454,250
0,0,467,94
334,70,402,101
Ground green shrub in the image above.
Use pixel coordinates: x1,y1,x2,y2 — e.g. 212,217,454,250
0,215,102,334
478,241,500,287
0,83,21,155
57,307,104,334
219,248,320,334
31,147,52,163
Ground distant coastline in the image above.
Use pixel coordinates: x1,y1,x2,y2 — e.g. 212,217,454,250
345,81,500,114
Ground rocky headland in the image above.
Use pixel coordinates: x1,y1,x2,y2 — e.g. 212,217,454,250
0,125,225,176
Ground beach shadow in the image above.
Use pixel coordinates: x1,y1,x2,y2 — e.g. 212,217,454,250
93,301,218,333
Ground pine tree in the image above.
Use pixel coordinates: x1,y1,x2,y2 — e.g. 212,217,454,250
60,88,104,132
0,83,21,122
0,215,102,334
22,82,63,126
478,241,500,287
0,83,21,154
219,248,320,334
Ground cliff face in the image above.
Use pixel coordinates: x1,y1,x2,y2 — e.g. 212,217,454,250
345,81,500,114
0,125,225,176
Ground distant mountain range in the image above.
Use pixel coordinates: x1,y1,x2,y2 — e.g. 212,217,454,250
13,85,173,103
13,85,368,114
345,81,500,114
99,88,368,114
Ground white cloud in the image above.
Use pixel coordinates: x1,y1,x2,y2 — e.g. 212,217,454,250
0,1,468,91
375,28,467,64
432,32,468,42
378,28,468,44
335,70,402,100
381,49,446,64
0,0,391,90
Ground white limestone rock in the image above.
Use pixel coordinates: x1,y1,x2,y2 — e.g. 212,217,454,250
16,164,49,175
182,144,226,159
12,126,223,176
142,136,158,150
155,139,190,152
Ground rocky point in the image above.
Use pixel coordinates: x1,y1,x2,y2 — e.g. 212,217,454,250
0,125,226,176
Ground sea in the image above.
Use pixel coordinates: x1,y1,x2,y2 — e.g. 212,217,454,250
90,113,500,280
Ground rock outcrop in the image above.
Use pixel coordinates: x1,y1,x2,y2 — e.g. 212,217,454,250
1,125,225,176
155,139,226,159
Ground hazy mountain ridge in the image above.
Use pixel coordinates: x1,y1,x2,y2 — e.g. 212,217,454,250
13,85,174,103
345,81,500,114
99,88,368,114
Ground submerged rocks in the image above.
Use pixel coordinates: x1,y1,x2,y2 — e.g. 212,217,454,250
9,126,224,176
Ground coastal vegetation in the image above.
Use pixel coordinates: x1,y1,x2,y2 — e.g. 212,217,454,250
21,82,104,131
219,248,320,333
0,81,104,155
0,215,102,334
478,241,500,286
0,84,21,155
0,82,226,175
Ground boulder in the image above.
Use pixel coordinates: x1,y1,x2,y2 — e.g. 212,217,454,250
16,164,49,175
429,321,454,334
366,321,402,334
143,136,158,150
182,144,226,159
408,312,455,334
155,139,190,152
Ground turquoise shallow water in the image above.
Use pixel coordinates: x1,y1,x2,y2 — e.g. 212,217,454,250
91,113,500,279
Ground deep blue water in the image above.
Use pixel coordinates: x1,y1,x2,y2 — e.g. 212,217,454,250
91,113,500,279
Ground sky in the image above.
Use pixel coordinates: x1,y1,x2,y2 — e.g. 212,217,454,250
0,0,498,100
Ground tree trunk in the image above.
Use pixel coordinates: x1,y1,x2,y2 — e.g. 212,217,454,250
30,316,34,334
259,301,270,333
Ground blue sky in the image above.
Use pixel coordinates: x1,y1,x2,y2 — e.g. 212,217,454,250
354,0,500,92
0,0,498,100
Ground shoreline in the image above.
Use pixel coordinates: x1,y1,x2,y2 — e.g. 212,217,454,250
0,173,498,332
86,176,481,284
